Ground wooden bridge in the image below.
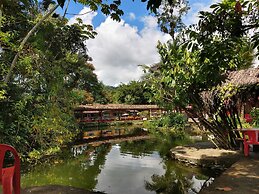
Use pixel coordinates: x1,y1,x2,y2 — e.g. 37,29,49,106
74,104,163,123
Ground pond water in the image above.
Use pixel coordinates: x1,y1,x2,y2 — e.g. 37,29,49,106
21,138,215,194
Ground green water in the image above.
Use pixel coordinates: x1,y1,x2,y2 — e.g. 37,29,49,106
21,138,214,194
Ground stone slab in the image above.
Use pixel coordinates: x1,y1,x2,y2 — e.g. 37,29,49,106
171,142,240,168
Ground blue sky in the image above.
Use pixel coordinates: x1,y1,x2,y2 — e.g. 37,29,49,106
57,0,220,86
59,0,151,30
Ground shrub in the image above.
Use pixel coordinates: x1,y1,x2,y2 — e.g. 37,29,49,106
250,108,259,127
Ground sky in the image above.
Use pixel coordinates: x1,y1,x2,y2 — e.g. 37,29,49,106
60,0,222,86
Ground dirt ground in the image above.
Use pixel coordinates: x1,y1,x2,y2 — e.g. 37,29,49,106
200,153,259,194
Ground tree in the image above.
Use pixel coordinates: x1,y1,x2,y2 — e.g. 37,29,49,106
194,0,259,56
113,81,153,104
1,0,183,155
146,0,258,149
0,2,107,155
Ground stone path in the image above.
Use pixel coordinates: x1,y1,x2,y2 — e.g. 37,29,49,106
200,153,259,194
171,142,259,193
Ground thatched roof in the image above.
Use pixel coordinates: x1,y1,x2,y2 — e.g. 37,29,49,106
200,68,259,109
75,104,161,111
225,67,259,86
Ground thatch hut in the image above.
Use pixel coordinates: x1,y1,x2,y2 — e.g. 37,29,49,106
201,67,259,118
226,67,259,86
191,68,259,148
225,68,259,117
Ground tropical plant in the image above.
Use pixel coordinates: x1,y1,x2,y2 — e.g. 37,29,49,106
145,0,258,149
0,2,107,156
250,108,259,128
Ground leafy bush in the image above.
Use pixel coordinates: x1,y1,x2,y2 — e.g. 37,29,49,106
250,107,259,127
143,112,189,157
158,112,187,129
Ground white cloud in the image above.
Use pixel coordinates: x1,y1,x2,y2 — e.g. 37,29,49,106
129,12,136,20
86,16,171,86
140,16,158,29
68,7,97,25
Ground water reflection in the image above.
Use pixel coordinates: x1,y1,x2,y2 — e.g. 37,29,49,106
21,140,214,194
94,144,164,194
145,156,215,194
188,176,214,194
71,144,88,157
22,144,111,190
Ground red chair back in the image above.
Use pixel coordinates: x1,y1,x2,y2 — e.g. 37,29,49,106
0,144,20,194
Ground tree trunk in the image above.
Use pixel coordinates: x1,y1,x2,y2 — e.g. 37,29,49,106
4,4,59,84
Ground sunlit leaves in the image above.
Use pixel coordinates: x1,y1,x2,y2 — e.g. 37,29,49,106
0,90,6,101
41,0,56,10
148,39,201,108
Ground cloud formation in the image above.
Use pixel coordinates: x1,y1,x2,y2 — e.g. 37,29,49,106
68,1,230,86
128,12,136,20
85,16,171,86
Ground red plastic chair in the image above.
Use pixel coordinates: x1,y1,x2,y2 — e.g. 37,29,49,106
0,144,20,194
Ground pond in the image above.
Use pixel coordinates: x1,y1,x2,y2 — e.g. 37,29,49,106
21,138,215,194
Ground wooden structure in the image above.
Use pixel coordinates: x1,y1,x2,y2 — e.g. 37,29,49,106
74,104,163,123
225,68,259,117
201,68,259,121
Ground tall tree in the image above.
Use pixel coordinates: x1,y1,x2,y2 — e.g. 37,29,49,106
146,0,258,149
0,2,106,154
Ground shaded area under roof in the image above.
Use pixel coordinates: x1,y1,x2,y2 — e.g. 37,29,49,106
75,104,161,111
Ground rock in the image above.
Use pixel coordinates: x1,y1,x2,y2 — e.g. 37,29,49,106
170,142,241,169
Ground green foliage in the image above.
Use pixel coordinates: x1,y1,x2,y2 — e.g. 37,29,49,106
0,89,6,100
146,39,202,110
250,108,259,128
144,0,258,149
155,0,189,38
0,2,109,157
113,81,153,104
145,173,190,194
144,113,189,151
158,112,187,129
193,0,259,57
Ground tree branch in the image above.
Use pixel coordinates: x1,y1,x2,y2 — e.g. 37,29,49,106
62,0,70,20
66,10,93,16
4,4,59,84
